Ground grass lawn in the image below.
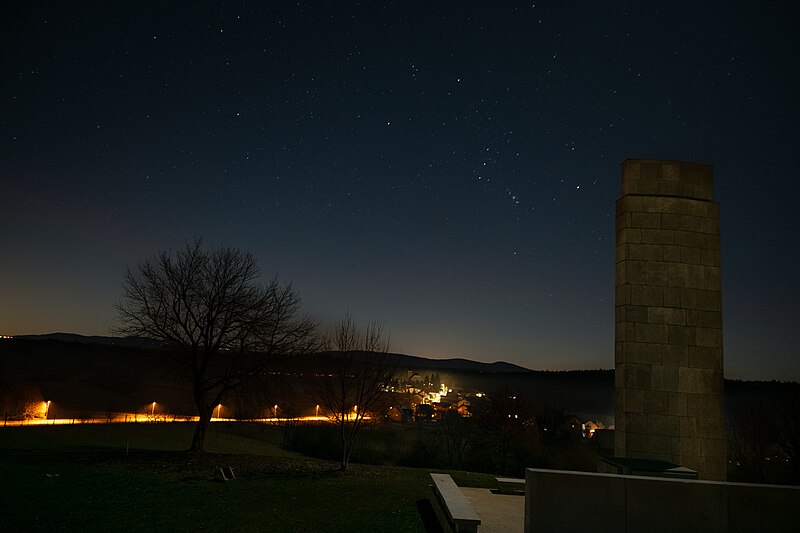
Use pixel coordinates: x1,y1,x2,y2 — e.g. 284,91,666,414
0,423,495,532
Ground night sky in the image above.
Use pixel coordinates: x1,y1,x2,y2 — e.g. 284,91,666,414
3,2,798,380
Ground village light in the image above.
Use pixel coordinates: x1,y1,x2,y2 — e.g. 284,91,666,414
44,400,51,419
216,404,222,419
273,404,278,417
315,404,319,417
151,402,156,416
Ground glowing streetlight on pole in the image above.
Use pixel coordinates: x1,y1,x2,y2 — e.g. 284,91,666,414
315,404,319,417
215,404,222,419
273,404,278,418
44,400,51,420
151,402,156,417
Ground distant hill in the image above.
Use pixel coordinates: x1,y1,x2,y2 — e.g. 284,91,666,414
13,333,171,350
4,333,796,422
11,334,532,373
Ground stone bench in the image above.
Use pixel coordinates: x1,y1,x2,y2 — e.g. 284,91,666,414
496,476,525,494
428,473,481,533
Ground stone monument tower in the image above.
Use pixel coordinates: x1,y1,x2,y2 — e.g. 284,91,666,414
614,159,725,481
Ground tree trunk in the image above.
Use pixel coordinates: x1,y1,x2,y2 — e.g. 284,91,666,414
191,391,212,452
340,418,349,470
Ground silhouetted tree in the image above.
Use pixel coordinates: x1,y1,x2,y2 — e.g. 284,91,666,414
773,389,800,482
440,409,474,468
316,315,393,471
115,239,317,451
727,400,773,483
480,386,528,473
0,373,44,421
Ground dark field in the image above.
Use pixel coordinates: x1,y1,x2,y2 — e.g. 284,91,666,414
0,423,494,532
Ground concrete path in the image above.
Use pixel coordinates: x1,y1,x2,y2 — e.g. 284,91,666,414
460,487,524,533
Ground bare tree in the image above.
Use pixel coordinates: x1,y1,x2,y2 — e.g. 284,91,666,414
316,315,393,471
115,239,317,451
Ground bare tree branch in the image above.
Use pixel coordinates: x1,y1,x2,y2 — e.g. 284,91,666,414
114,239,318,451
315,314,394,470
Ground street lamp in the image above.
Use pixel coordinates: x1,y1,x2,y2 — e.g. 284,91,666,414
44,400,51,420
215,404,222,419
151,402,156,417
315,404,319,417
273,404,278,418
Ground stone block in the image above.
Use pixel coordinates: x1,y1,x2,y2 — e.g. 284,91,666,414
644,390,670,415
630,285,663,306
632,212,661,229
635,323,669,344
616,211,632,229
689,346,722,369
697,416,724,440
620,305,648,323
629,243,664,261
698,216,719,234
625,363,652,390
626,412,648,434
624,341,662,364
641,228,675,244
700,248,719,267
627,432,673,455
617,227,641,243
704,266,721,290
679,246,701,265
668,263,688,287
651,414,680,437
663,245,681,262
685,200,708,217
663,286,681,307
680,416,698,438
695,232,720,250
687,264,706,289
661,213,696,231
652,196,683,213
668,392,687,416
704,437,725,460
652,365,679,391
686,310,722,328
639,161,663,180
696,327,722,348
687,393,724,419
616,322,635,342
645,413,669,436
645,262,669,286
679,367,705,393
680,287,698,309
680,437,703,458
696,289,721,311
625,260,647,284
616,244,627,262
616,285,631,305
619,388,644,413
651,306,686,325
668,324,696,346
662,344,689,367
673,230,696,247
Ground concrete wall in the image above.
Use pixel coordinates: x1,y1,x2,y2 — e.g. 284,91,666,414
615,159,725,480
525,468,800,533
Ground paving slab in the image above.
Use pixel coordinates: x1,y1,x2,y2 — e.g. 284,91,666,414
460,487,524,533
